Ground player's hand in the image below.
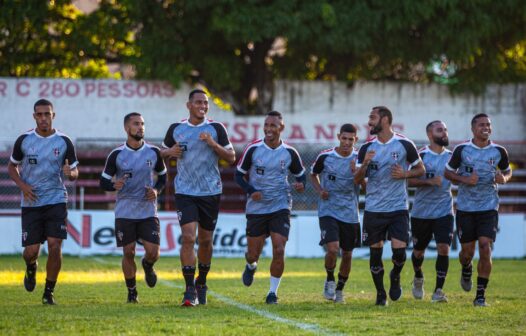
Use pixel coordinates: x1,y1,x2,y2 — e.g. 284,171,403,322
144,186,158,201
251,191,262,201
319,189,329,200
350,159,357,173
113,175,128,191
430,175,442,187
391,164,406,179
166,142,183,159
20,182,37,203
495,171,506,184
363,150,376,165
63,159,72,178
465,171,478,186
199,132,216,147
293,182,305,193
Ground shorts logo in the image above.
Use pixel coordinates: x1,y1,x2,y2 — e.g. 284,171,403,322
321,230,326,240
283,223,290,230
152,231,159,236
362,231,368,242
117,230,124,241
391,152,400,161
176,211,182,221
22,231,28,241
412,237,418,245
53,148,60,157
60,225,67,231
146,160,153,167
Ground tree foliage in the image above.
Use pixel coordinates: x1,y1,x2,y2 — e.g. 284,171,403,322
1,1,525,114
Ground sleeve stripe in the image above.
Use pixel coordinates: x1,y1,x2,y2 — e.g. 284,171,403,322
158,168,167,175
445,163,455,171
101,172,113,180
10,156,21,165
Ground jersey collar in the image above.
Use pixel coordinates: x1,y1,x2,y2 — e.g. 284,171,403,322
125,142,146,151
185,119,209,128
469,139,492,150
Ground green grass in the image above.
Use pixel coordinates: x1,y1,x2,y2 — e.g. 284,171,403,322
0,256,525,335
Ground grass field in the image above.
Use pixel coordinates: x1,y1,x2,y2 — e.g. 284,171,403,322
0,255,525,335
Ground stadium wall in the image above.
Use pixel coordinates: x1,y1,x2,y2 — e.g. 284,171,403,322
0,211,525,258
1,78,525,148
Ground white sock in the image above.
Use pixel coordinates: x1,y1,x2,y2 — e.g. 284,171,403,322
269,276,281,294
247,262,257,270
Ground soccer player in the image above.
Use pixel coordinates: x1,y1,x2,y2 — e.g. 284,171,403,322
408,120,454,302
235,111,306,304
444,113,512,307
354,106,425,306
8,99,79,305
100,113,167,303
310,123,361,303
161,89,235,306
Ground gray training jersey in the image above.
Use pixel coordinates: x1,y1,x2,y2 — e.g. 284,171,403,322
102,142,167,219
311,147,360,223
446,140,510,212
10,129,79,207
356,133,421,212
162,119,232,196
411,146,453,219
237,139,305,215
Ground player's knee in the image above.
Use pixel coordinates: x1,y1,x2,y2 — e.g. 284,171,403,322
47,241,61,254
146,250,160,262
272,245,285,259
392,248,406,265
479,241,492,257
123,248,135,259
198,236,212,249
326,245,339,257
437,245,449,256
181,232,196,246
341,250,353,261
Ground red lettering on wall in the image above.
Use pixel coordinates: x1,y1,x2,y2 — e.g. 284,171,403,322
288,124,306,140
315,124,337,140
16,81,30,97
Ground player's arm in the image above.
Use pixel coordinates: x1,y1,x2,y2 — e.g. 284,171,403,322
161,123,183,159
203,123,236,164
235,145,259,199
404,161,425,179
354,144,374,184
310,153,328,199
62,136,79,181
8,161,37,202
396,140,425,179
443,145,478,186
99,150,124,191
287,147,306,193
495,146,512,184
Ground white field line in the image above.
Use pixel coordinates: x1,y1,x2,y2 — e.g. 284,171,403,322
91,257,344,336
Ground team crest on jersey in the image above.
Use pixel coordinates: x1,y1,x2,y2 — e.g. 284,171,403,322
280,160,286,170
488,157,496,166
391,152,400,160
146,160,153,167
53,148,60,157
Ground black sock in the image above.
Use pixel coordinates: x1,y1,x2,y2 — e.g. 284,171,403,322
45,279,56,293
196,263,211,285
476,277,489,299
435,255,449,291
142,258,154,269
392,248,406,275
26,261,37,273
336,273,348,291
369,248,385,293
461,262,473,281
182,265,196,288
411,252,424,278
125,277,136,291
326,267,335,282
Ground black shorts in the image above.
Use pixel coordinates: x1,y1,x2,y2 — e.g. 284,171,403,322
362,210,410,246
246,209,290,238
115,217,160,247
21,203,68,247
175,194,220,231
456,210,498,243
319,216,361,251
411,214,454,250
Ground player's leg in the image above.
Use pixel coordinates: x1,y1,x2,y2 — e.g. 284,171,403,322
180,221,198,306
122,242,138,303
21,206,44,293
388,211,410,302
456,210,477,292
141,218,161,289
432,215,454,302
334,222,360,303
319,216,340,300
473,210,498,306
410,217,432,300
363,211,387,306
266,210,291,304
243,212,269,287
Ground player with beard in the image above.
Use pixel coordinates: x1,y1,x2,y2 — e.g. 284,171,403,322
8,99,79,305
236,111,306,304
162,89,235,306
408,121,454,303
444,113,512,307
310,124,362,303
100,113,167,303
354,106,425,306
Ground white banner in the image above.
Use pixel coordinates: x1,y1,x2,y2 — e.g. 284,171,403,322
0,211,525,258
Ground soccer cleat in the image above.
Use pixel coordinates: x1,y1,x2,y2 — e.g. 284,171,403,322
42,291,56,305
334,290,345,303
473,297,489,307
24,265,37,292
196,283,208,305
242,264,256,287
375,291,388,306
265,291,278,304
141,258,157,288
127,289,139,303
431,288,448,303
411,277,425,300
181,287,197,307
389,270,402,301
323,280,336,300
